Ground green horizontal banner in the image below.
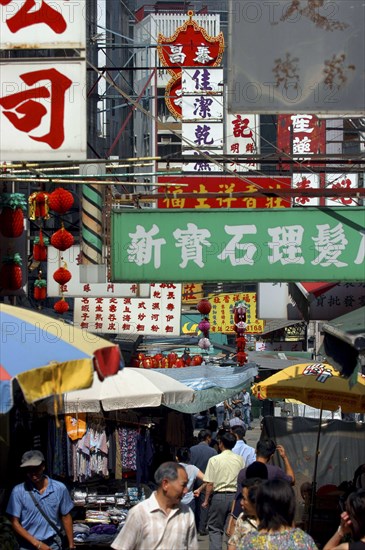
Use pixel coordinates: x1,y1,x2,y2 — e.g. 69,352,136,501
111,208,365,282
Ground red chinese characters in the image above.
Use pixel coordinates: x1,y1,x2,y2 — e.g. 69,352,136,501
1,0,68,34
0,68,72,149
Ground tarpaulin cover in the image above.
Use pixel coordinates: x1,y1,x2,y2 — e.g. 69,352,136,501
262,416,365,488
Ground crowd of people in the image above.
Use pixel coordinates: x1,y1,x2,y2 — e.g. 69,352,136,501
2,389,365,550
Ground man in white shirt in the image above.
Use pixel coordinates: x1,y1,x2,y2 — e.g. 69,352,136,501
231,425,256,466
111,462,198,550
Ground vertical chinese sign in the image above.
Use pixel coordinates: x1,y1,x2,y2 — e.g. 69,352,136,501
277,114,326,206
0,0,86,160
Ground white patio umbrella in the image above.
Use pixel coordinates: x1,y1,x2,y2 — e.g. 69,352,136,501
39,368,195,414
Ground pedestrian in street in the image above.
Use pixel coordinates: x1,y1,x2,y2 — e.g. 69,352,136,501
111,461,198,550
6,450,75,550
227,477,263,550
215,401,225,428
236,479,317,549
239,388,253,430
190,430,217,536
229,409,247,430
176,447,205,513
202,432,244,550
236,438,295,490
231,426,256,466
323,488,365,550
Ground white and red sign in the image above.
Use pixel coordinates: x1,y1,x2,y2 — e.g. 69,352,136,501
0,0,85,48
225,113,260,172
74,284,182,335
0,60,86,160
277,114,326,170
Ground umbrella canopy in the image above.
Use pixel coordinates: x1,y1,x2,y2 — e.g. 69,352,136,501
39,367,195,413
252,362,365,413
0,303,122,413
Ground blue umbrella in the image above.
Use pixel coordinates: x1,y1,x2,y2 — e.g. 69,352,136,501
0,303,123,413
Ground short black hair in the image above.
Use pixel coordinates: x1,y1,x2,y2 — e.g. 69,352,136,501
234,409,242,417
256,438,276,459
231,425,246,439
176,447,191,463
346,489,365,540
220,432,237,450
242,477,264,506
198,429,211,442
256,479,295,530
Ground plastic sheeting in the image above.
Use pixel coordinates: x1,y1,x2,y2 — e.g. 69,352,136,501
262,416,365,489
154,364,257,413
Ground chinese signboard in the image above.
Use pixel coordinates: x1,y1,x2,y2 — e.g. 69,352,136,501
73,284,182,335
226,114,260,172
0,60,86,160
47,246,150,298
157,11,224,119
182,283,203,304
157,176,291,209
292,173,359,207
208,292,264,334
0,0,86,49
277,114,326,170
111,208,365,282
228,0,365,114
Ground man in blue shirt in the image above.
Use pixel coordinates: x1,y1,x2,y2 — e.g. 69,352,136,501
6,450,75,550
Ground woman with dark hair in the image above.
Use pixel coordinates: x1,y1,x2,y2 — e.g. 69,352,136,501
237,479,317,549
323,489,365,549
227,477,262,550
176,447,205,513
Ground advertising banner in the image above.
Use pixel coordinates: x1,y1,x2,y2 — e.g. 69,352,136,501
0,60,86,160
208,292,264,334
73,284,182,335
0,0,86,49
111,208,365,282
158,176,291,209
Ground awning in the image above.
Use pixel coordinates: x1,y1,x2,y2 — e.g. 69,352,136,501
260,319,305,337
320,306,365,379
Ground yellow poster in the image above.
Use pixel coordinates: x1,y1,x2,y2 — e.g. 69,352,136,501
182,283,203,305
207,292,264,334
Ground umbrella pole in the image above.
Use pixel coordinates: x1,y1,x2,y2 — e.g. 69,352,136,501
308,406,323,535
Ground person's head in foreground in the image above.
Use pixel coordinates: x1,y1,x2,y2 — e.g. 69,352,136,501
256,478,295,531
154,461,188,507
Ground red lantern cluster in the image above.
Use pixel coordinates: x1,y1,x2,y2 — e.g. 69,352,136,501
197,298,212,351
233,302,248,366
129,351,204,369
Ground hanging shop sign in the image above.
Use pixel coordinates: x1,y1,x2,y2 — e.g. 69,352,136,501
292,173,359,207
225,114,260,172
277,114,326,170
73,284,182,335
157,10,224,119
111,208,365,282
182,283,203,304
228,0,365,114
207,292,264,334
47,246,150,298
0,60,86,160
157,176,291,209
0,0,85,49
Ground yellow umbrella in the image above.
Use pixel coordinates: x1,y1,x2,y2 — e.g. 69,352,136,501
252,362,365,413
252,362,365,534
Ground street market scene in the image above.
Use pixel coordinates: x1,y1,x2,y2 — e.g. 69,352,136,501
0,1,364,549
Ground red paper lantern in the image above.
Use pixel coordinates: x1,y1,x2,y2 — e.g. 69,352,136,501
33,230,48,261
0,263,22,290
198,318,210,335
197,298,212,315
51,227,74,251
54,298,69,314
175,358,185,368
0,207,24,238
34,286,47,300
53,266,72,285
236,351,248,366
192,355,203,366
168,352,178,367
49,188,74,214
161,357,169,368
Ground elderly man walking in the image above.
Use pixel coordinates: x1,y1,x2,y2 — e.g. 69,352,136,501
201,432,244,550
111,462,198,550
